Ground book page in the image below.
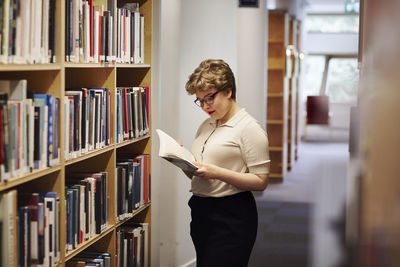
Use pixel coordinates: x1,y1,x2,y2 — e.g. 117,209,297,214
156,129,198,172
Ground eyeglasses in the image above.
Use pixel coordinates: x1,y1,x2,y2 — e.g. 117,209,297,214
194,91,219,107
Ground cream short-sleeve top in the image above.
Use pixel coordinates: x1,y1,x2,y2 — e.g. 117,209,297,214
190,108,270,197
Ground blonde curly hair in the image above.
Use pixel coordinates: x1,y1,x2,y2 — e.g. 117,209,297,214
185,59,236,100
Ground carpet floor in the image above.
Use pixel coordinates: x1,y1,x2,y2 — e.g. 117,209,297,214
248,141,349,267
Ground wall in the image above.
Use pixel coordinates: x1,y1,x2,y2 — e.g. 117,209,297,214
304,33,358,55
302,3,359,55
237,1,268,126
152,1,267,266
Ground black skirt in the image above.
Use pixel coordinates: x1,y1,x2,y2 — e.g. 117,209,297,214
189,191,258,267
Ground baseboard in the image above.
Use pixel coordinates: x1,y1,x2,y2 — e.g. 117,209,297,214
180,258,196,267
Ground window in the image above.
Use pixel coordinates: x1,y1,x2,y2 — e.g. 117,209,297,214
302,55,326,102
325,58,359,103
305,14,359,34
302,56,359,103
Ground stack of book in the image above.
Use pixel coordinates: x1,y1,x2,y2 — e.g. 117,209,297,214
18,192,60,267
65,172,109,252
1,190,60,267
116,86,149,143
64,88,111,160
116,223,149,267
0,79,60,182
116,154,150,222
0,0,57,64
66,252,111,267
66,1,145,64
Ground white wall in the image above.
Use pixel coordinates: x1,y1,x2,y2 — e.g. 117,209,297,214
152,0,267,266
156,0,189,266
302,3,359,55
305,33,358,55
237,1,268,126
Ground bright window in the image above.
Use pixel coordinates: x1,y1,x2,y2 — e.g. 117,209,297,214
305,14,359,33
302,56,359,103
325,58,359,103
302,55,326,102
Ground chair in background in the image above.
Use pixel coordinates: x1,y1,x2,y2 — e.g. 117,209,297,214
303,95,331,140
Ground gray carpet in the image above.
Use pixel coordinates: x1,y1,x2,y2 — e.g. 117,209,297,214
249,141,349,267
248,201,312,267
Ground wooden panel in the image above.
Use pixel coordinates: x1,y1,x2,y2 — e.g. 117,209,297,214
268,58,286,70
269,42,285,58
267,10,290,180
116,67,151,87
267,97,284,120
269,151,283,174
65,67,115,89
267,124,284,147
268,70,284,93
268,11,286,42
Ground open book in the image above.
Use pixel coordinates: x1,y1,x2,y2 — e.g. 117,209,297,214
156,129,198,173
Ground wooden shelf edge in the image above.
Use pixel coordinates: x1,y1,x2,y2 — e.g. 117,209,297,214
268,66,285,71
115,135,151,149
268,39,285,43
270,146,283,151
64,62,115,68
64,226,115,261
115,63,151,68
0,165,62,191
115,203,151,228
65,145,115,166
267,120,284,124
268,93,284,97
64,203,151,262
64,63,150,69
0,63,62,71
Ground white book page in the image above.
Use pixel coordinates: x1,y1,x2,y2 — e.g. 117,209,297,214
156,129,198,172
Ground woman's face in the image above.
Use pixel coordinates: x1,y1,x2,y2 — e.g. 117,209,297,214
195,88,232,123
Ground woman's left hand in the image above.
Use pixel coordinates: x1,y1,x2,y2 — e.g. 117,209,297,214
193,162,219,180
193,162,269,191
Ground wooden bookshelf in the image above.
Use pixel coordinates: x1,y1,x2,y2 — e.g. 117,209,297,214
287,17,295,170
267,10,290,180
348,1,400,265
0,0,153,266
287,18,300,170
294,21,301,161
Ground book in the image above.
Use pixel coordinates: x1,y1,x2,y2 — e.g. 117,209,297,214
0,79,27,100
34,94,53,167
156,129,198,173
18,206,31,267
19,193,40,265
0,190,17,267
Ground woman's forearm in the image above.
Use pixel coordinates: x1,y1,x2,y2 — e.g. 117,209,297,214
194,163,268,191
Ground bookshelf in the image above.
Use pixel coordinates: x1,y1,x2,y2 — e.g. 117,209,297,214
345,0,400,265
0,0,153,266
287,16,295,171
267,10,290,180
287,18,301,169
294,21,301,161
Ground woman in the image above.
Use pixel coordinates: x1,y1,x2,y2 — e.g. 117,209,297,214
185,59,270,267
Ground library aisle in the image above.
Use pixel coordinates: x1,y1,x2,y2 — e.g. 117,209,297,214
249,141,349,267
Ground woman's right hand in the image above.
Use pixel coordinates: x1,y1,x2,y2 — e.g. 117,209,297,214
176,139,183,146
